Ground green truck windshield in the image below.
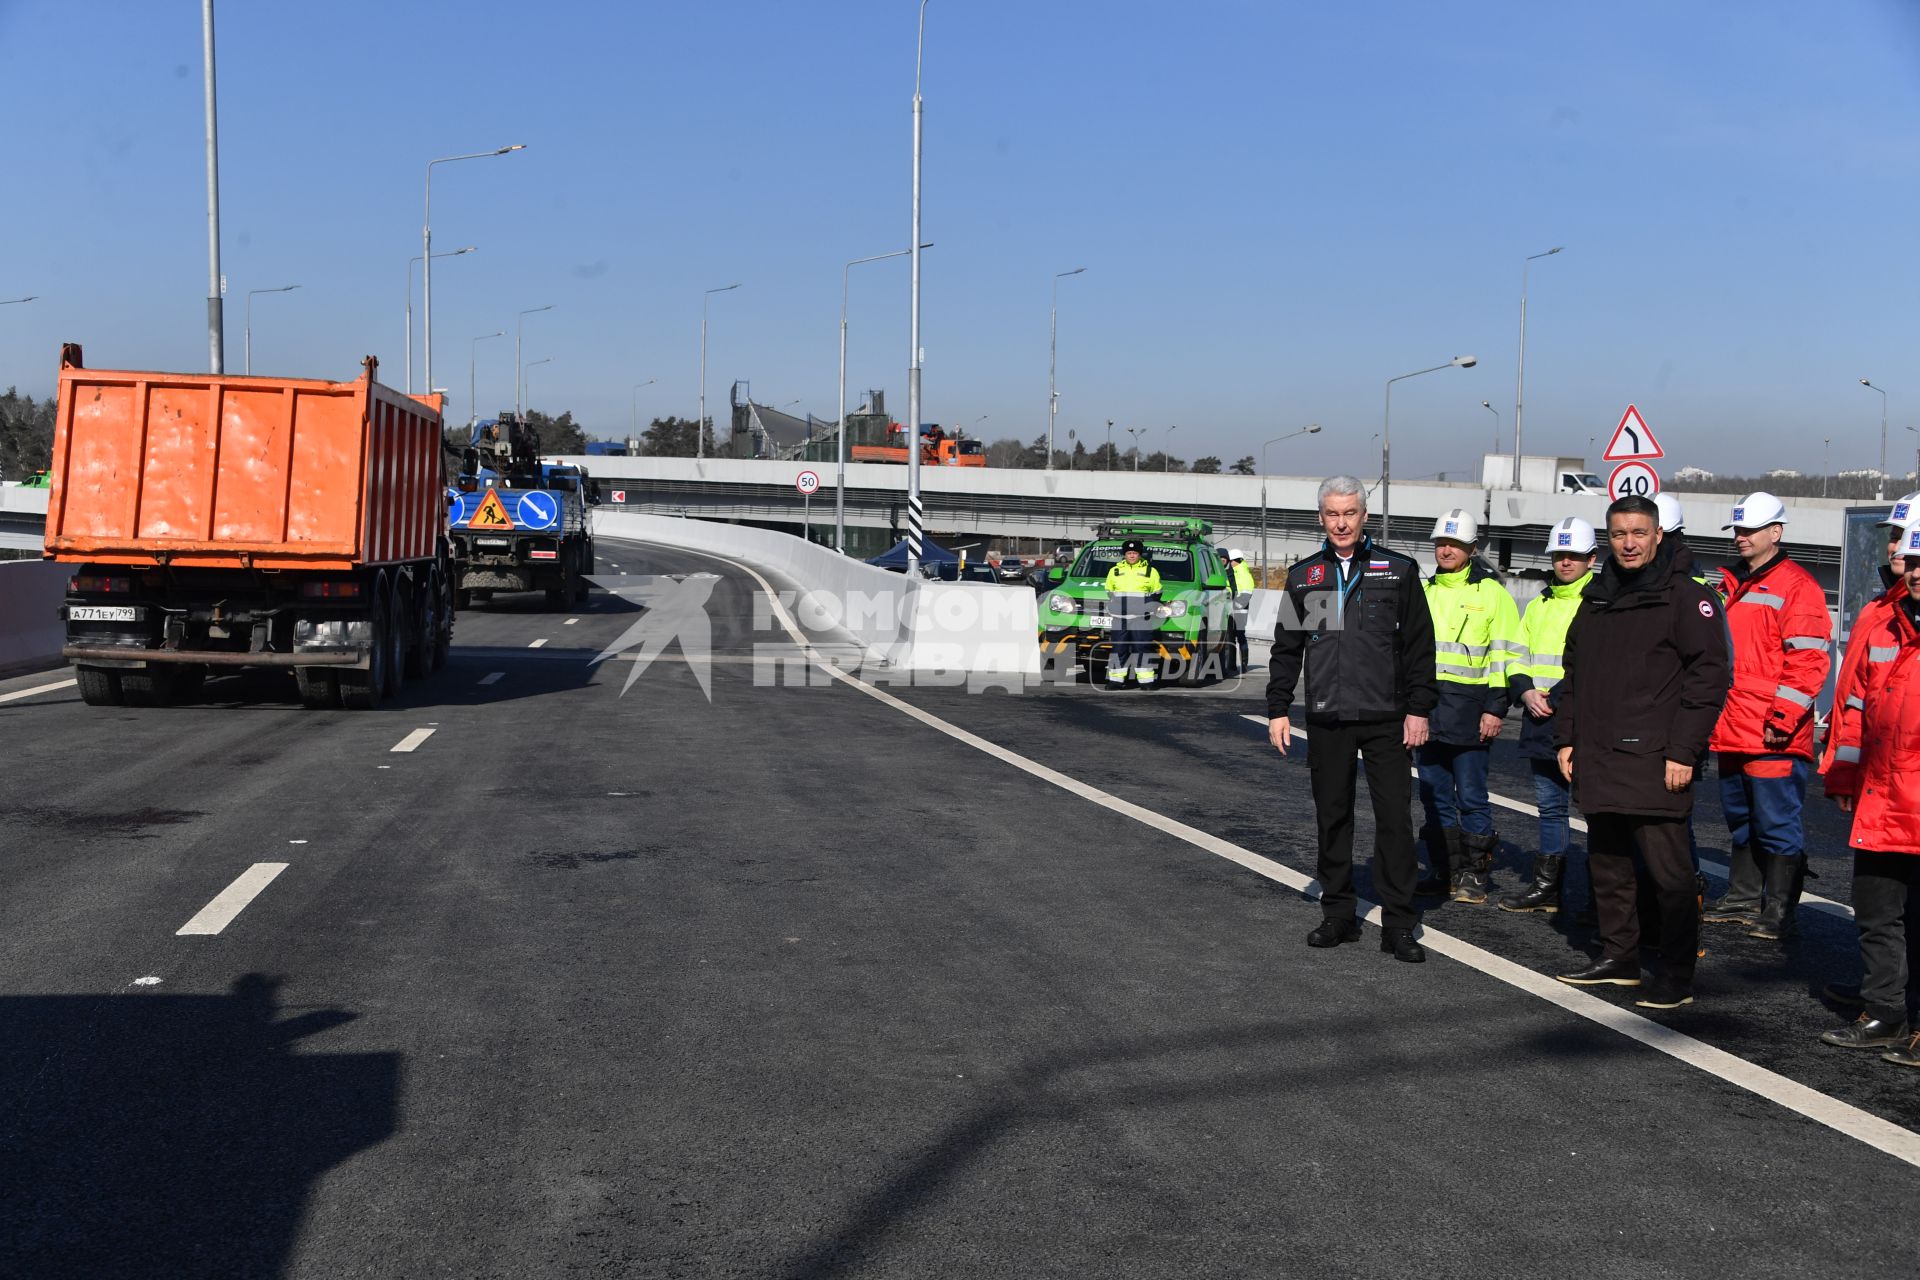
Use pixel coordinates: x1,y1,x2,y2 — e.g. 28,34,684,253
1072,545,1195,583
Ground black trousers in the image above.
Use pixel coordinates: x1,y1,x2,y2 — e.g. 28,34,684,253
1853,851,1920,1024
1587,812,1698,972
1308,718,1418,930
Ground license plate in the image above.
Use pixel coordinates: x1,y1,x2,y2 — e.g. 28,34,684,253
1089,614,1113,629
71,605,139,622
475,538,510,549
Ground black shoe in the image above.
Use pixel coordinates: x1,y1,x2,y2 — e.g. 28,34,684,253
1702,899,1760,926
1556,957,1642,987
1451,865,1491,904
1822,981,1866,1009
1499,854,1565,913
1380,927,1426,963
1306,918,1363,948
1634,973,1695,1009
1820,1014,1911,1050
1748,854,1804,941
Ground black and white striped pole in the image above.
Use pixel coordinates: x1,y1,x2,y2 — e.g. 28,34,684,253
906,0,930,574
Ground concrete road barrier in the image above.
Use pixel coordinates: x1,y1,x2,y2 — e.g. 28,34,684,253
593,512,1041,677
0,560,68,674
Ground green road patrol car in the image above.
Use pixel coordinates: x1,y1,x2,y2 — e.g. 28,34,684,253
1037,516,1241,684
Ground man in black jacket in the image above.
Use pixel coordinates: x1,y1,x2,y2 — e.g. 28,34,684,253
1268,475,1439,963
1554,494,1731,1008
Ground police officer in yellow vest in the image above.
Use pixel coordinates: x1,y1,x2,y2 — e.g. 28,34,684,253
1104,540,1163,686
1225,548,1257,668
1417,508,1523,902
1499,516,1597,914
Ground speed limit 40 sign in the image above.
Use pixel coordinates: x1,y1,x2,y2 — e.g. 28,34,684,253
1608,461,1661,501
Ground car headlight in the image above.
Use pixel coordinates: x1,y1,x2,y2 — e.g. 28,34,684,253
1048,593,1077,615
1163,600,1188,617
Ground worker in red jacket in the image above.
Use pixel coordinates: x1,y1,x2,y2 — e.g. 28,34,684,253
1702,492,1831,942
1817,523,1920,1062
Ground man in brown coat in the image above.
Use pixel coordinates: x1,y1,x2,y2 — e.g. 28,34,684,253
1554,494,1732,1008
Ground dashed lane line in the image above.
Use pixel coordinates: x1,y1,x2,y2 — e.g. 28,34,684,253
0,678,78,705
1238,714,1856,921
390,727,436,753
529,638,549,649
176,863,288,936
564,617,580,625
647,539,1920,1174
478,672,505,686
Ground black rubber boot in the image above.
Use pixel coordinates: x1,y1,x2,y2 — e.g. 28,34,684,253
1499,854,1565,913
1704,842,1761,924
1417,827,1461,896
1749,854,1805,941
1453,830,1498,904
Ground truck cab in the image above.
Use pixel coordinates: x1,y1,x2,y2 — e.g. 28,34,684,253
1036,516,1239,684
448,414,597,609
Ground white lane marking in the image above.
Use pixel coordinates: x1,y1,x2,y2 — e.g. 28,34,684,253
288,839,308,845
479,672,505,686
529,638,549,649
564,617,580,625
655,539,1920,1173
391,727,436,753
133,975,162,986
0,678,78,705
176,863,288,936
1238,713,1856,920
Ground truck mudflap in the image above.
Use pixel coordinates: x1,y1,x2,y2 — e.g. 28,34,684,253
62,647,364,668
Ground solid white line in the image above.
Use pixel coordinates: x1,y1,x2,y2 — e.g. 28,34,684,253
564,617,580,625
479,672,504,686
529,638,549,649
391,727,436,753
176,863,288,936
0,678,78,705
646,540,1920,1173
1237,713,1856,920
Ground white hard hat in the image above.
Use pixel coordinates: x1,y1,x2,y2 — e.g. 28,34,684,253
1723,491,1788,531
1905,526,1920,557
1653,492,1685,533
1880,492,1920,528
1545,516,1597,556
1225,548,1245,560
1431,508,1479,544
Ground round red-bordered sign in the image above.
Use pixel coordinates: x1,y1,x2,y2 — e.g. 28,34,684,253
794,470,821,496
1607,461,1661,502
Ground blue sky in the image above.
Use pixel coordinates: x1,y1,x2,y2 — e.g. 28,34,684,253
3,0,1918,481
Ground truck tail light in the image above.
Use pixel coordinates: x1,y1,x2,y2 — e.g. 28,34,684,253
299,580,363,599
70,575,132,593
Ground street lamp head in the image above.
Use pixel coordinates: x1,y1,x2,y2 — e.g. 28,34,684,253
1547,246,1564,255
1481,399,1492,409
497,144,526,155
1452,355,1478,369
1058,267,1086,278
1307,424,1323,434
1862,378,1876,388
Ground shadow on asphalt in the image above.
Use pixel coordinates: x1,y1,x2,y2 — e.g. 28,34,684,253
0,974,397,1278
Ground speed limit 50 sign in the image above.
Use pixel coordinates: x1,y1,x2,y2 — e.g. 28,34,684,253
1607,461,1661,501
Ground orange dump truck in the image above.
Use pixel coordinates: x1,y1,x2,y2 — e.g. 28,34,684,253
43,344,455,710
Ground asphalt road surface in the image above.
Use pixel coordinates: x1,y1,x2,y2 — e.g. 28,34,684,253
2,535,1916,1279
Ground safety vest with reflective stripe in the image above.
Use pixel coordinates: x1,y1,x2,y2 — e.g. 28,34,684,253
1822,589,1920,854
1510,571,1592,693
1709,551,1831,759
1229,560,1256,594
1425,562,1523,689
1105,559,1162,595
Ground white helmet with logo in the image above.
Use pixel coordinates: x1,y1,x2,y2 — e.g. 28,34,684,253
1880,492,1920,529
1906,526,1920,558
1653,492,1685,533
1545,516,1597,556
1723,491,1788,531
1431,508,1479,544
1224,547,1245,561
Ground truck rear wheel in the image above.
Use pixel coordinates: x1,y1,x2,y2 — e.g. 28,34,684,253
119,667,176,707
338,595,389,711
431,571,453,671
76,666,123,707
384,588,409,699
406,575,438,681
294,669,340,709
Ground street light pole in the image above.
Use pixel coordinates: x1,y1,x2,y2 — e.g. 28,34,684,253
1384,356,1478,546
515,305,553,418
840,247,923,552
1259,424,1323,584
1127,426,1146,473
1164,424,1178,473
1862,378,1890,500
524,357,552,414
424,145,523,394
906,0,931,573
700,283,740,460
1824,437,1831,498
1512,246,1563,488
1481,399,1500,457
244,284,299,376
1048,266,1085,472
631,379,655,437
202,0,224,373
407,246,475,394
470,331,504,428
0,297,39,306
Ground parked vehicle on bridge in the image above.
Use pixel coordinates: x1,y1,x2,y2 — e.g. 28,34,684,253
850,422,985,468
44,344,455,709
1036,516,1239,684
1481,453,1606,495
448,414,596,609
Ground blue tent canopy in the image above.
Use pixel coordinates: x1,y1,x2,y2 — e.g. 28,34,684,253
865,538,961,570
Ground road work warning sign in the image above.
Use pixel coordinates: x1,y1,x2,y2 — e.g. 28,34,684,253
470,489,514,529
